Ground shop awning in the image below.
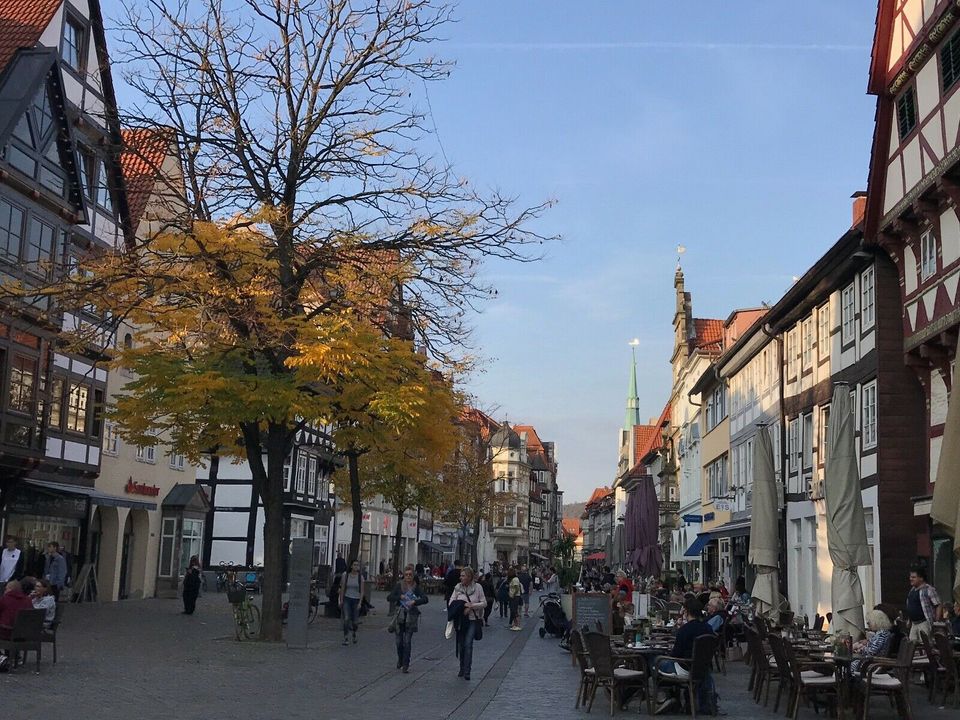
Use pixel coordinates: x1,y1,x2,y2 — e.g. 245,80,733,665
25,479,158,511
708,519,752,540
683,532,712,558
530,551,547,560
419,540,454,555
584,551,606,561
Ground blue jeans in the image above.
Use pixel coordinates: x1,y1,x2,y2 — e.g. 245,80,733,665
396,625,414,667
458,620,477,676
342,597,359,636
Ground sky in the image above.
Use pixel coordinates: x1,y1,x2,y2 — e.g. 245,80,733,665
99,1,879,503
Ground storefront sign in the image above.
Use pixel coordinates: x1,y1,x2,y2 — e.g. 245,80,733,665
7,486,88,519
125,478,161,497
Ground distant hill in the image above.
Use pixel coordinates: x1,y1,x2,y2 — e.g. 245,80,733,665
563,502,585,519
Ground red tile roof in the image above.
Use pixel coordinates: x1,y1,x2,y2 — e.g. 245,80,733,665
693,318,724,352
561,518,581,537
636,401,671,463
512,424,545,453
0,0,62,74
584,486,612,510
120,127,175,231
633,424,658,467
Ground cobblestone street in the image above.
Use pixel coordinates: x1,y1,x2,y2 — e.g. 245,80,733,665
1,592,957,720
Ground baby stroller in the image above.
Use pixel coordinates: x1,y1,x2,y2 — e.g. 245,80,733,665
538,592,570,640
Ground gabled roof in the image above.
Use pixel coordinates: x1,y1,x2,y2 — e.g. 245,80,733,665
0,0,61,74
561,518,581,537
512,424,545,454
693,318,724,352
633,424,658,467
459,407,499,441
637,402,671,464
120,127,175,230
584,486,612,510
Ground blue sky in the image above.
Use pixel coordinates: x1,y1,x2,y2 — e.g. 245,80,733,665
100,1,878,503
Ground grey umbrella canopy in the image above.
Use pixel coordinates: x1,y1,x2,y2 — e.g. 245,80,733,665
749,425,780,617
931,340,960,603
629,475,663,577
824,383,873,640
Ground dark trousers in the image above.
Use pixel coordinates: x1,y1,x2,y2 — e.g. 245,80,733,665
183,593,198,614
498,599,507,617
484,598,494,623
509,597,520,624
395,626,414,667
458,620,477,677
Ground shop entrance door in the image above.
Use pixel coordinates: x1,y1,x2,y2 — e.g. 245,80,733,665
118,516,133,600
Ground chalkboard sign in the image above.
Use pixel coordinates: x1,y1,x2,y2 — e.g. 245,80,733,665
572,592,612,633
287,538,312,648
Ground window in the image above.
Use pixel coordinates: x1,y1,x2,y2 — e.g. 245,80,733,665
8,355,35,413
283,457,292,492
295,453,307,493
896,86,917,140
819,405,831,465
65,382,88,432
706,385,726,431
290,518,310,539
62,16,86,73
77,146,96,200
862,380,878,449
942,29,960,92
802,317,813,369
307,456,318,495
786,329,796,378
169,452,185,471
4,84,68,197
841,283,856,343
103,421,119,455
48,376,64,428
802,413,813,471
818,303,830,359
91,388,103,438
158,518,177,577
788,418,800,473
708,455,728,499
504,507,516,527
921,229,937,280
0,198,24,261
135,443,156,463
859,265,875,330
179,519,203,574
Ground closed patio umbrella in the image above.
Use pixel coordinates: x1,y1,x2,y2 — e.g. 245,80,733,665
825,383,872,640
931,340,960,603
635,475,664,577
749,425,780,617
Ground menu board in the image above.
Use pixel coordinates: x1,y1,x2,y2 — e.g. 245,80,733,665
572,592,612,633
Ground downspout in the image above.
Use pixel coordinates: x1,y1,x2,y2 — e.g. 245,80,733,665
762,321,788,604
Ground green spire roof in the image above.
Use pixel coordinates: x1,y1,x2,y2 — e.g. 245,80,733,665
624,347,640,431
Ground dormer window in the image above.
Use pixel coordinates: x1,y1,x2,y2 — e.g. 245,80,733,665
896,86,917,140
5,81,68,199
62,16,87,73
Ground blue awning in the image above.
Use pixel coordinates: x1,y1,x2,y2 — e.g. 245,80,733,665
683,532,712,558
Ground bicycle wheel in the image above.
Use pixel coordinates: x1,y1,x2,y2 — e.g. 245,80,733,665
242,603,261,639
233,605,245,641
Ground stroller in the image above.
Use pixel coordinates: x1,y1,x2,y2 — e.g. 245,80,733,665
538,592,570,641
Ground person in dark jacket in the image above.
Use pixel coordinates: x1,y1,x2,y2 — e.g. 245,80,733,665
480,573,495,626
182,560,202,615
656,598,715,714
444,559,462,608
387,564,428,672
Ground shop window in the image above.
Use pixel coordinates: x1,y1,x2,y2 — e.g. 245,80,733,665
159,518,176,577
8,354,36,414
65,382,88,433
179,519,203,573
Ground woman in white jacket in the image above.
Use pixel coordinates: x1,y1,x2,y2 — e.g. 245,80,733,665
449,567,487,681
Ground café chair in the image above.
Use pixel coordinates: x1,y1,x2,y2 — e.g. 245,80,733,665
569,630,597,709
917,631,944,703
745,627,773,700
858,638,916,720
766,634,794,713
653,634,719,719
932,632,959,708
582,631,649,716
0,609,45,671
782,638,837,720
41,602,64,664
813,614,825,632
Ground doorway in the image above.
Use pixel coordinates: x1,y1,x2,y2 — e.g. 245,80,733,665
118,514,133,600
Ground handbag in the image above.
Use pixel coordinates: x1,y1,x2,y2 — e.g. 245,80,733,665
387,611,399,634
444,620,455,639
474,619,483,641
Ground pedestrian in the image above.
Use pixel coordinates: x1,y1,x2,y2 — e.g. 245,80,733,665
905,565,940,641
31,578,56,628
449,566,486,681
496,574,509,617
543,566,560,595
480,572,495,626
0,579,33,640
444,559,462,608
43,542,67,599
507,567,522,630
0,536,24,583
335,551,347,575
387,564,428,673
182,559,201,615
518,564,531,617
339,559,365,645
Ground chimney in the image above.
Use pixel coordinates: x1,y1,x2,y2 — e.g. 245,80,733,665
851,191,867,228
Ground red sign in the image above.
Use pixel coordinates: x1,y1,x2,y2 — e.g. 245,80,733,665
125,477,160,497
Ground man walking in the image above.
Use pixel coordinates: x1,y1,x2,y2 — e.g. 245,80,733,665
0,536,24,584
444,559,462,608
906,566,940,641
43,542,67,599
518,564,532,617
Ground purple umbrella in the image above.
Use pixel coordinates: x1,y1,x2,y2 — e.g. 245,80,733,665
628,475,663,577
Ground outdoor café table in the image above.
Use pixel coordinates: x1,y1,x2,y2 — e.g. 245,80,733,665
611,640,672,674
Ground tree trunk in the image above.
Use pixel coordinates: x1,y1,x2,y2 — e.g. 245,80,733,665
348,453,363,567
392,506,405,580
471,511,481,570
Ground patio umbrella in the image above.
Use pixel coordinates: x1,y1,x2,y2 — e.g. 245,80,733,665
630,475,663,577
824,383,872,640
749,425,780,618
931,339,960,603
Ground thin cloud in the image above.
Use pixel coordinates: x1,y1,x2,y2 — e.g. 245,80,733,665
452,41,867,52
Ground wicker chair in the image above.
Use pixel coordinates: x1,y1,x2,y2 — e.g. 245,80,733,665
0,609,45,671
653,634,719,719
782,638,837,720
582,631,649,716
766,634,794,714
918,631,944,703
813,614,825,632
932,632,959,708
569,629,596,708
858,638,915,720
745,626,772,700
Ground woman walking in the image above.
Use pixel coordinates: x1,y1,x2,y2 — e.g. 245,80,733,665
480,572,495,626
338,559,364,646
507,567,522,630
387,564,428,672
450,567,487,681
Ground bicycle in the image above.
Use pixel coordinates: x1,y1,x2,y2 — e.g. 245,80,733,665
227,581,261,640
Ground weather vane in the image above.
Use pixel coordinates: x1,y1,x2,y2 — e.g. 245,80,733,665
676,244,686,268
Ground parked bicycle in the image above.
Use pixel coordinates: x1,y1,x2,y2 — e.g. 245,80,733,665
227,581,261,640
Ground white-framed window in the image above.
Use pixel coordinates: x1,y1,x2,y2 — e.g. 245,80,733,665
307,456,318,496
706,385,726,431
295,453,307,493
802,412,813,471
290,518,310,539
102,421,119,456
158,517,177,578
788,418,800,473
283,457,292,492
841,283,856,343
168,452,185,471
819,405,831,465
818,303,830,359
920,229,937,281
802,317,813,369
136,440,156,464
708,455,728,499
61,15,87,73
861,380,878,449
860,265,875,330
179,519,203,573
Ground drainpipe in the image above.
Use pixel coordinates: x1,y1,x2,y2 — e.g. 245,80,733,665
762,321,788,604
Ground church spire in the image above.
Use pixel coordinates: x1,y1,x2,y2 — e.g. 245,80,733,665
624,341,640,431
